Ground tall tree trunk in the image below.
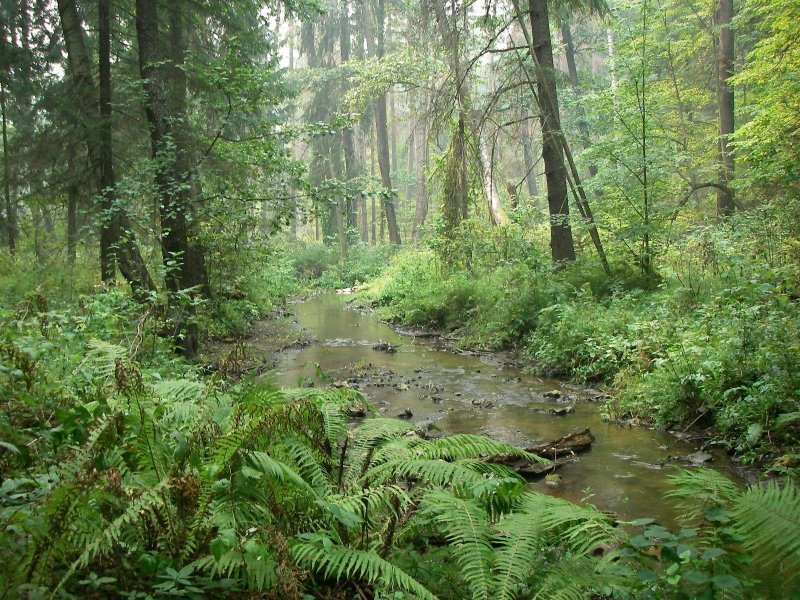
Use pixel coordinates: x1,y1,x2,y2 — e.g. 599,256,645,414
340,0,359,231
58,0,155,294
0,12,15,255
432,1,505,226
370,141,376,244
366,0,400,244
715,0,735,216
431,1,468,230
355,2,369,242
168,0,208,295
99,0,118,281
389,91,398,175
406,101,415,203
529,0,575,264
358,126,369,241
136,0,197,355
333,160,347,259
0,79,14,255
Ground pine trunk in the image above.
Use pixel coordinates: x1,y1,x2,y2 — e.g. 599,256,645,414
367,0,400,244
136,0,198,355
58,0,155,294
529,0,575,264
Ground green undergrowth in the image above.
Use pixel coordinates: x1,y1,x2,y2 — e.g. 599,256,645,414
289,241,396,289
204,245,301,338
0,243,301,342
356,225,800,467
1,291,799,598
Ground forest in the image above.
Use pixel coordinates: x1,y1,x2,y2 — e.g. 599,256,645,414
0,0,799,597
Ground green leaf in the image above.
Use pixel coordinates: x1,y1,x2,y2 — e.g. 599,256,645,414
701,547,726,560
711,574,741,590
683,571,709,585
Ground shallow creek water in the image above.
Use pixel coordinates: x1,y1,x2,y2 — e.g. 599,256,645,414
271,293,735,524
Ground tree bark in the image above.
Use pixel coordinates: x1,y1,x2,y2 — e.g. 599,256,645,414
0,79,14,255
340,0,359,232
529,0,575,264
57,0,155,294
136,0,198,355
366,0,400,244
0,11,16,255
715,0,735,216
167,0,208,295
98,0,118,281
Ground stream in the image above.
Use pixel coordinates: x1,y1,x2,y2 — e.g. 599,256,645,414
270,293,736,524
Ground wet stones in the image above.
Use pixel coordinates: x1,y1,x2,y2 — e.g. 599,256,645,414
543,389,562,399
396,408,413,419
471,399,496,408
687,451,713,465
418,394,444,404
347,403,369,418
372,342,399,353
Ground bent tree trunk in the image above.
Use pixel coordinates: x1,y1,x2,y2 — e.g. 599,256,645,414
136,0,198,355
529,0,575,264
57,0,155,295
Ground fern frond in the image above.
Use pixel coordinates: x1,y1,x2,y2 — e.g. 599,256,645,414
514,492,617,555
732,479,800,579
344,420,421,483
280,436,333,492
531,554,620,600
326,484,412,522
82,339,128,383
776,412,800,429
366,458,495,489
666,468,742,522
421,489,494,600
292,535,438,600
153,378,207,403
62,413,120,480
419,434,545,464
492,512,543,600
244,450,318,498
194,541,279,591
54,479,171,596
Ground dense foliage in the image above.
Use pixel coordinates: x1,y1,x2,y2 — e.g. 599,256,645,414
1,291,798,598
1,0,799,596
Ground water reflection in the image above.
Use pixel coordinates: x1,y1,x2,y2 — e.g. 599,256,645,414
272,293,734,524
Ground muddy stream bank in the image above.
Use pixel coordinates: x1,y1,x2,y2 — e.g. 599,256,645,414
241,293,738,524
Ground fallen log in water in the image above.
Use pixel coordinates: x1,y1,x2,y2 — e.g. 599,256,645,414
488,428,595,478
